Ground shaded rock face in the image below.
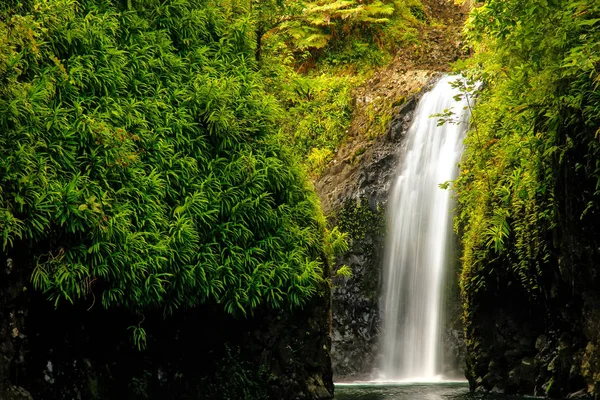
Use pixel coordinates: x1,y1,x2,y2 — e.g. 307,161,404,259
316,82,428,217
464,134,600,398
463,257,594,398
464,283,546,395
322,92,423,381
0,249,33,400
0,255,333,400
442,267,466,379
331,200,386,380
317,74,465,380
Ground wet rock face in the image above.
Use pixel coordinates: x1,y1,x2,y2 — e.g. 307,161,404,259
318,74,467,381
318,76,462,380
331,207,385,380
248,288,334,400
464,287,543,395
464,288,591,398
316,88,424,217
322,94,421,380
0,250,32,400
443,272,467,379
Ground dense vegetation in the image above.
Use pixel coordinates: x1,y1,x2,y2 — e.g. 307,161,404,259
0,0,431,350
0,0,333,346
256,0,428,175
455,0,600,330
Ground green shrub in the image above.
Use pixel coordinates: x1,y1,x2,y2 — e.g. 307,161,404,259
454,0,600,321
0,0,327,326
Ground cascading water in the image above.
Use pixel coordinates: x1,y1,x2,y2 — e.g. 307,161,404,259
379,75,471,381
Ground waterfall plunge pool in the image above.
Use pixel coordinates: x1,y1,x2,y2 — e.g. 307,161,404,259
334,382,537,400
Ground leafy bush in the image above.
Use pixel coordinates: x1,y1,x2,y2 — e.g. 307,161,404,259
0,0,328,324
281,0,395,51
259,56,361,163
454,0,600,318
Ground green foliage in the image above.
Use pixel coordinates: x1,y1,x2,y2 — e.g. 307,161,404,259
258,43,362,167
281,0,394,50
267,2,427,173
337,198,385,243
335,264,353,279
272,0,423,69
324,226,349,263
129,324,147,351
455,0,600,320
0,0,328,324
282,73,358,158
130,370,152,399
247,0,428,178
306,147,334,177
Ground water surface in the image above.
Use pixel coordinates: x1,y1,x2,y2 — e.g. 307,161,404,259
334,383,529,400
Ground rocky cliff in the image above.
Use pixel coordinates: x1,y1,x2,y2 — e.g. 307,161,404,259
463,134,600,398
317,73,466,380
1,249,31,400
318,77,430,380
313,0,469,380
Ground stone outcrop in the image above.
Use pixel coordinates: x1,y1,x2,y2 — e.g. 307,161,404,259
316,70,436,217
464,123,600,399
312,0,470,383
1,249,33,400
330,199,385,380
0,252,333,400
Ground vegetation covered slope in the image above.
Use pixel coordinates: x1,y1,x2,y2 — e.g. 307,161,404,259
455,0,600,396
0,0,438,325
258,0,432,177
0,0,468,398
0,0,330,344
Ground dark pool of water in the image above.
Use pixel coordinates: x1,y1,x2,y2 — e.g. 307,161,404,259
334,382,535,400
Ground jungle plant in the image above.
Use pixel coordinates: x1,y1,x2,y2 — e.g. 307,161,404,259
281,0,394,51
454,0,600,320
0,0,329,340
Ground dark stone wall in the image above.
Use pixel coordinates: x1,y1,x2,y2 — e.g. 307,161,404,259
0,247,32,400
331,199,385,380
321,92,421,381
0,254,334,400
464,125,600,398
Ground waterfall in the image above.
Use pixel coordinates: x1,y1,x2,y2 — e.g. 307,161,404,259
379,75,470,381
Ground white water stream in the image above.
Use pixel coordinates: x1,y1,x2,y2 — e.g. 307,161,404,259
379,75,471,381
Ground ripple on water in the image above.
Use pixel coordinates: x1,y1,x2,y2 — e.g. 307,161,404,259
333,382,541,400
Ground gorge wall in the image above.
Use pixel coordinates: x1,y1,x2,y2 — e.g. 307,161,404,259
317,72,465,380
453,1,600,397
463,137,600,398
314,0,470,380
0,252,333,400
